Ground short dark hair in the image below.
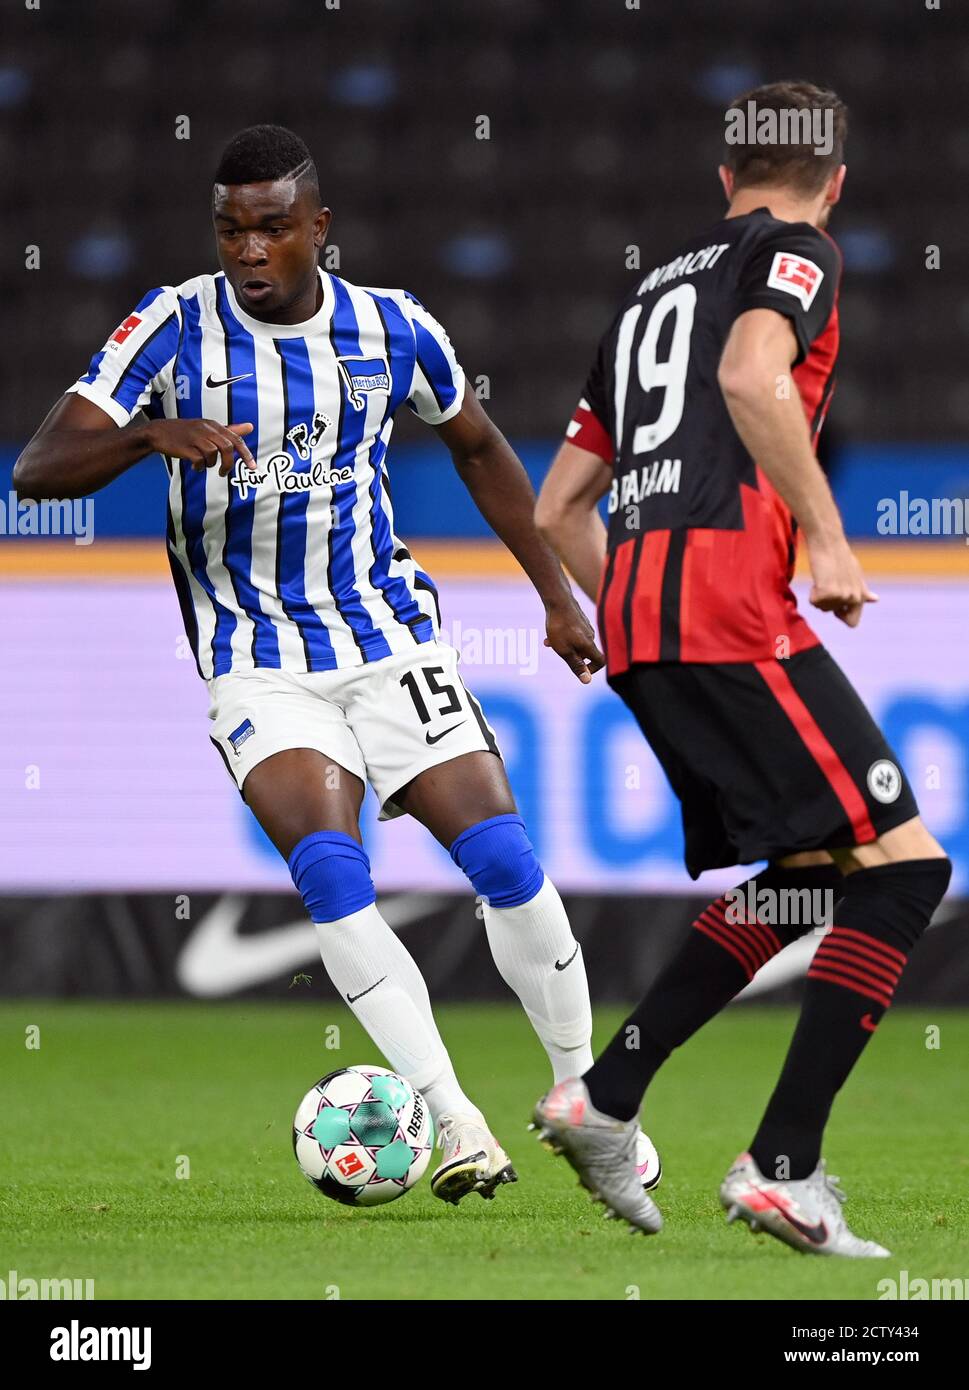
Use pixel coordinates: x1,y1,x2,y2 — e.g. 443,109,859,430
213,124,320,202
723,81,847,195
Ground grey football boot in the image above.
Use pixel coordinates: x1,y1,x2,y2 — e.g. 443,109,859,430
720,1151,890,1257
532,1078,663,1234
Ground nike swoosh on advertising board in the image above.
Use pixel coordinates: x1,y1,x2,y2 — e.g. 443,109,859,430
174,893,441,998
737,918,942,1000
734,934,822,999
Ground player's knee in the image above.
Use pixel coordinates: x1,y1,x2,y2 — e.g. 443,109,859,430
288,831,376,924
838,857,952,950
449,813,544,908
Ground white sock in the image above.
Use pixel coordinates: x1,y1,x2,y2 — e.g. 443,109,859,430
482,876,594,1083
314,903,484,1127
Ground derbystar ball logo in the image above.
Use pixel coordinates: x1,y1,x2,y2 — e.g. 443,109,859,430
766,252,824,310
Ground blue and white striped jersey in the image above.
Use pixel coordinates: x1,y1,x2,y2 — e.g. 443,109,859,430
69,270,465,678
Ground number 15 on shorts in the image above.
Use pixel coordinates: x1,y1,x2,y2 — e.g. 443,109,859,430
400,666,464,734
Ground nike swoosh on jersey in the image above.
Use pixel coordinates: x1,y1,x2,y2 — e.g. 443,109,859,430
347,976,387,1004
174,893,440,997
205,371,254,388
555,943,580,971
425,721,466,745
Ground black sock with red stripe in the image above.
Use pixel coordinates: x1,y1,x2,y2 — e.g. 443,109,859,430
583,863,844,1122
750,858,951,1181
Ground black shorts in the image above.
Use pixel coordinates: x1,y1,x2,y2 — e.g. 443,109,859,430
609,645,919,879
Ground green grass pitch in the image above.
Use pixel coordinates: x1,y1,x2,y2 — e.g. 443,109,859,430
1,1001,966,1301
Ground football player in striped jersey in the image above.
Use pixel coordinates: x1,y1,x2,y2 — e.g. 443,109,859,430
532,82,949,1251
15,124,662,1205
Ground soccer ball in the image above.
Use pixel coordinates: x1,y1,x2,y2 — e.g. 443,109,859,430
293,1065,433,1206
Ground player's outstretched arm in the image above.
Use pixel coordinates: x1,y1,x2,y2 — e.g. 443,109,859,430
13,395,255,501
434,385,604,681
535,440,612,605
718,308,877,628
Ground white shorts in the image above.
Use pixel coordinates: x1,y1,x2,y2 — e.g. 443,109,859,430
206,641,501,819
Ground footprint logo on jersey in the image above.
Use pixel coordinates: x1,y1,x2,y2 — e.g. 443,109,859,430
287,411,332,461
337,356,391,412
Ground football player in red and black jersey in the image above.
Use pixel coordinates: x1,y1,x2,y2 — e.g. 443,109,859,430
532,82,950,1255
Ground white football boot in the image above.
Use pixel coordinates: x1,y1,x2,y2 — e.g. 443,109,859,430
720,1151,890,1257
430,1114,518,1205
636,1129,662,1192
532,1078,663,1234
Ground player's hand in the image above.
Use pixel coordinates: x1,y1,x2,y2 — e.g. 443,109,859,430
806,535,878,628
145,418,255,475
543,597,605,682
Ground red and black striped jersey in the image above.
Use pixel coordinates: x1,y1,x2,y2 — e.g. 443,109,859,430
566,208,842,672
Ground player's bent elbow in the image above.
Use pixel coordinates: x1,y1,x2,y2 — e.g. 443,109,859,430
718,335,790,399
12,446,75,503
717,358,751,399
11,449,42,501
717,359,776,410
534,495,565,543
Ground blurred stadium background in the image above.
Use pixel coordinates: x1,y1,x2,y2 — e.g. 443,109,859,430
1,0,968,1008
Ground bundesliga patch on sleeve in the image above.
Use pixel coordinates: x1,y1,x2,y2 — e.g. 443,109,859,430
766,252,824,310
106,314,143,351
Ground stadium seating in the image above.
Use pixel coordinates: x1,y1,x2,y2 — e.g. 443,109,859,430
3,0,967,441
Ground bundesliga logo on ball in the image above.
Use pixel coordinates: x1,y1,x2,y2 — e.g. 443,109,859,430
293,1066,433,1206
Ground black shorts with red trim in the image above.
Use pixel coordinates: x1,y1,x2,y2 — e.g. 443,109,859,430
609,645,919,879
